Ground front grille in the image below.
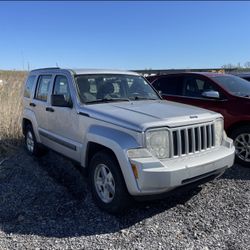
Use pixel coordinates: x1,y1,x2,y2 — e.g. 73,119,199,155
170,123,215,157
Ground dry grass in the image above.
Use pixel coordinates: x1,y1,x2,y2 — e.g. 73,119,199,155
0,70,27,155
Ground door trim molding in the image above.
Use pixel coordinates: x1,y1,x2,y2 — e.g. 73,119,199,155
39,130,77,151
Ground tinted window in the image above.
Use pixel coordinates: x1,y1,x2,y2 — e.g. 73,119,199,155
182,76,217,98
35,75,52,101
153,76,182,95
24,75,36,98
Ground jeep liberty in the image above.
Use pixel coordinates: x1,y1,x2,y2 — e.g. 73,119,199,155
22,68,235,213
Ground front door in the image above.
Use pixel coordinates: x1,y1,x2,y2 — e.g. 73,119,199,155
157,75,229,118
45,75,81,161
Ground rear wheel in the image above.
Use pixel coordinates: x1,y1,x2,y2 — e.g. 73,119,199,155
89,151,131,214
24,124,46,157
231,126,250,167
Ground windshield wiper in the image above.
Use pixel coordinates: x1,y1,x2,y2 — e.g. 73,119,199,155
131,96,158,101
85,98,130,104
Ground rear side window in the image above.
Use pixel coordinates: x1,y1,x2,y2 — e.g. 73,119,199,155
35,75,52,101
24,75,36,98
154,76,182,95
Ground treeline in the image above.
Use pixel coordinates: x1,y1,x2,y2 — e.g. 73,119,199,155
222,62,250,72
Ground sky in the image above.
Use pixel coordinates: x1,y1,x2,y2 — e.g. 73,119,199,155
0,1,250,71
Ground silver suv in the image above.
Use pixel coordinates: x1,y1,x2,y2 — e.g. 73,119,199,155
22,68,235,213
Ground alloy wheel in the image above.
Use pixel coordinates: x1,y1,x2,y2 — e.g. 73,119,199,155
26,131,35,153
94,164,115,203
234,133,250,162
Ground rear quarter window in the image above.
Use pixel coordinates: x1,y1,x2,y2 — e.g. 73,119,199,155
24,75,36,98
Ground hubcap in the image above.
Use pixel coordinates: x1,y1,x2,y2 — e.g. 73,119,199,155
94,164,115,203
234,133,250,162
26,131,34,153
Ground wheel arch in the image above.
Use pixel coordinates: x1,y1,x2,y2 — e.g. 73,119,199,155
85,142,119,171
22,118,32,135
82,125,141,195
227,121,250,137
22,109,41,142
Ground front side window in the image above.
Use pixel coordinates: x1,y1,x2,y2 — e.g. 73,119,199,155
35,75,52,101
182,76,217,98
24,75,36,98
53,75,71,102
75,74,160,103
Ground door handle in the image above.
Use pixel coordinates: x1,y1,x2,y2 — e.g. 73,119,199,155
29,102,36,107
46,107,54,112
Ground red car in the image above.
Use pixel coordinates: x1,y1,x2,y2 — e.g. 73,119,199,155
235,72,250,82
148,72,250,166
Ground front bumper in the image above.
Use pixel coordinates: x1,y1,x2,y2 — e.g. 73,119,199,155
129,138,235,195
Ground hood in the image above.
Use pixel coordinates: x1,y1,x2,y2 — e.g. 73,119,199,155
80,100,220,131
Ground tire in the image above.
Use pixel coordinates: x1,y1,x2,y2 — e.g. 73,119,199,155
24,124,46,157
89,151,131,214
231,126,250,167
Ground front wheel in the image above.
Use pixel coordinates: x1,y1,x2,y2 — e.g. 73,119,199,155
89,151,131,214
231,126,250,167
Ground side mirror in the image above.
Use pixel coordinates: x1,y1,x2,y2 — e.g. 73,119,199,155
202,90,220,99
51,94,72,107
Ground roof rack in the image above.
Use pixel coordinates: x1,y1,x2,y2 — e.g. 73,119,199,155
31,67,60,71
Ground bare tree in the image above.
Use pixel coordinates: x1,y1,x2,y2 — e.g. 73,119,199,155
244,62,250,68
221,63,235,69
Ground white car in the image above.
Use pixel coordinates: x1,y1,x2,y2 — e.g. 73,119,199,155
22,68,235,213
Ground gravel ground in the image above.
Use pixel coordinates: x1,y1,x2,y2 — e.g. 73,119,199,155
0,147,249,250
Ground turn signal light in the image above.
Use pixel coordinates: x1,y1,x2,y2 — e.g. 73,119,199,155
131,163,139,179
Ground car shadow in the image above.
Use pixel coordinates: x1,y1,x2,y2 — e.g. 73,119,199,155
0,138,23,158
220,163,250,181
0,148,205,238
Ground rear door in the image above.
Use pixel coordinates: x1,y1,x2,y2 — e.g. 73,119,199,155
32,74,53,143
153,75,183,99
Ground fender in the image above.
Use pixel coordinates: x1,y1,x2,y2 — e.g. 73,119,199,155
85,125,141,194
22,109,41,143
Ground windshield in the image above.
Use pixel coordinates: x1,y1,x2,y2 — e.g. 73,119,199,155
212,75,250,97
74,74,160,104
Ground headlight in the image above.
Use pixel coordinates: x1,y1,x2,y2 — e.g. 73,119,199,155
214,118,223,146
145,129,170,159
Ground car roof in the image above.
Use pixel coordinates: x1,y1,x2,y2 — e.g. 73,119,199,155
235,72,250,77
153,72,231,78
30,67,139,76
72,68,139,76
